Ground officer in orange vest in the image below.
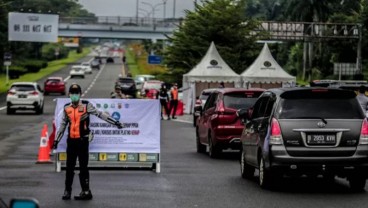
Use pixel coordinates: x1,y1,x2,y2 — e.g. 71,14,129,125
169,83,179,119
52,84,123,200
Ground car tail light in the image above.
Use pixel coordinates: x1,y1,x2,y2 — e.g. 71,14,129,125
359,119,368,144
29,91,39,95
7,90,16,96
270,118,283,145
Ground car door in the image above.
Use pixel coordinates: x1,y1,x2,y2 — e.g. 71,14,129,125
198,93,218,144
244,96,270,166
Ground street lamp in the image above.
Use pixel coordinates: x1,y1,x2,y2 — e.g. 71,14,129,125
141,1,164,21
162,0,168,20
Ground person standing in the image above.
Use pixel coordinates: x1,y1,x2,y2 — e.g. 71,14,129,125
111,84,127,99
159,84,170,120
53,84,123,200
357,85,368,117
169,83,179,119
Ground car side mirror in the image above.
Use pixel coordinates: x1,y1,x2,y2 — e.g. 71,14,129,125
10,198,39,208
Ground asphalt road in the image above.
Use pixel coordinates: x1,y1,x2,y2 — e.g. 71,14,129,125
1,54,368,208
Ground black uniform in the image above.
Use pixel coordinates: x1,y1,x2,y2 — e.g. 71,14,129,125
159,87,170,120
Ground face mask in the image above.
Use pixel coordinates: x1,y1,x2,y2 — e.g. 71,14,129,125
70,94,80,103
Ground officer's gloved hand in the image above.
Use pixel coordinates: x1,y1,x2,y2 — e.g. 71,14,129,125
115,121,123,129
52,141,58,150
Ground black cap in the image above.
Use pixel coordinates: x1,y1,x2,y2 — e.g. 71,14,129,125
69,84,82,94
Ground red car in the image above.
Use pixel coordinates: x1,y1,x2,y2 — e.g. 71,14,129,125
44,77,66,95
195,88,265,158
141,80,163,99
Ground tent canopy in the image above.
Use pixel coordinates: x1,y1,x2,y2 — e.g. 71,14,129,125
241,43,295,84
183,41,241,83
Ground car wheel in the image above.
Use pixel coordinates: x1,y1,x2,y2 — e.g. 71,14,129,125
81,75,85,79
258,157,274,189
71,76,74,79
349,174,366,192
240,149,255,179
6,107,15,115
61,91,66,95
36,103,44,115
193,115,197,127
208,133,221,158
44,92,48,95
196,128,206,153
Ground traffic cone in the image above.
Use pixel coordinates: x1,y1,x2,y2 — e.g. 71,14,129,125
36,124,52,164
48,120,56,155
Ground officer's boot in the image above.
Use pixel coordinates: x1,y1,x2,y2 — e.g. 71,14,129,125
62,189,72,200
74,175,93,200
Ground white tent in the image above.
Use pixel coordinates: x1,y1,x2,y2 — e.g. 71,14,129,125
241,43,296,89
182,42,241,114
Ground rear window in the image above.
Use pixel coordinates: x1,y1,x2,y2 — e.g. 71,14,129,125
223,92,261,109
144,82,161,90
46,79,61,83
277,98,363,119
11,85,35,91
118,78,134,83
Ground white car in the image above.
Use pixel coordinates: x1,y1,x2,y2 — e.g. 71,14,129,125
80,62,93,74
6,82,44,115
70,66,85,78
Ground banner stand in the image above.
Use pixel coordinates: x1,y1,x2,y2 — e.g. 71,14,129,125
55,152,160,173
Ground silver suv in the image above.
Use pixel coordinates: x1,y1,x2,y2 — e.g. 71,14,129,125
238,88,368,191
6,82,44,115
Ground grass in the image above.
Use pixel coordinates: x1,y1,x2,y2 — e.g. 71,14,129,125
125,49,140,77
0,48,91,93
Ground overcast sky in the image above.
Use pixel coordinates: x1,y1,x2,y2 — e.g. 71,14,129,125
79,0,196,18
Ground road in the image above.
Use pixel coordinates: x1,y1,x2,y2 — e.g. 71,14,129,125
1,54,368,208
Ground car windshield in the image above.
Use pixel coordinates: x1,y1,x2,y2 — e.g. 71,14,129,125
72,67,82,71
200,94,210,101
223,93,259,109
277,98,363,119
11,85,35,91
81,63,89,66
46,79,61,83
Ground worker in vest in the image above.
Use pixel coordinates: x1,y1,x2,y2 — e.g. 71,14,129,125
169,83,179,119
52,84,123,200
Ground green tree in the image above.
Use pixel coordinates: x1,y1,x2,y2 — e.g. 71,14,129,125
164,0,261,84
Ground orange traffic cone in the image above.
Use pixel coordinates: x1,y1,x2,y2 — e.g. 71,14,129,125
36,124,52,164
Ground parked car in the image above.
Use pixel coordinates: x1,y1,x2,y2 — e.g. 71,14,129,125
6,82,44,115
44,77,66,95
238,87,368,191
80,62,93,74
195,88,264,158
193,88,217,126
70,66,85,78
134,75,156,92
116,77,137,98
141,80,163,98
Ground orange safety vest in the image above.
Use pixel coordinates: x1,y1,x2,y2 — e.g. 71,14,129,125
65,103,89,139
171,88,178,100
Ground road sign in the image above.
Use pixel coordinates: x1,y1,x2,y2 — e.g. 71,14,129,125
148,55,162,64
4,61,11,66
4,52,12,61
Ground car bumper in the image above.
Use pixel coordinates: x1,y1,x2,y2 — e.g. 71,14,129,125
45,87,65,93
7,100,40,109
268,145,368,174
213,127,243,149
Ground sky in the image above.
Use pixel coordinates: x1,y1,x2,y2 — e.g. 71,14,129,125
78,0,196,18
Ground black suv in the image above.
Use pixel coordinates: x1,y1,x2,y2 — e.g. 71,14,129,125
238,88,368,191
116,77,137,98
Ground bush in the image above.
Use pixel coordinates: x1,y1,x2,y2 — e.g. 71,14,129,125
22,60,47,73
8,66,27,79
41,43,69,61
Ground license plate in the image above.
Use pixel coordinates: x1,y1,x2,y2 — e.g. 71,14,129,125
307,134,336,145
18,95,27,98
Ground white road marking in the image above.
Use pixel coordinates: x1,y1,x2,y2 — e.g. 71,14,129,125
0,106,6,111
63,76,71,82
172,119,193,124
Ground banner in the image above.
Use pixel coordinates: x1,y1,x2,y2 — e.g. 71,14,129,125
58,37,79,47
54,99,160,153
8,12,59,42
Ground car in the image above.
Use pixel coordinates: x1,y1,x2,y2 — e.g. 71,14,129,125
80,62,93,74
193,88,217,126
70,65,85,78
195,88,264,158
44,77,66,95
0,197,39,208
116,77,137,98
238,87,368,190
141,80,163,98
106,57,114,63
6,82,44,115
91,59,101,70
134,75,156,92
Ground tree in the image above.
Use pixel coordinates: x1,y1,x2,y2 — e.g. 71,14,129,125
164,0,261,84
